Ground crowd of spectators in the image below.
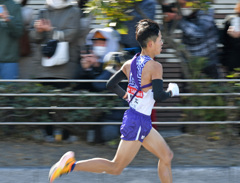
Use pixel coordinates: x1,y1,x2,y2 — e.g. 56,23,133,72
1,0,240,142
162,0,240,77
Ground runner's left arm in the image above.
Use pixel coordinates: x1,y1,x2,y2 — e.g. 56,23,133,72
152,79,171,102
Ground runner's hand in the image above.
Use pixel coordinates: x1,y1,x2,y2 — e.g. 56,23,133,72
122,92,128,101
167,83,179,97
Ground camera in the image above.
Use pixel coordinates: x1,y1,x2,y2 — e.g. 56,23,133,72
0,6,4,14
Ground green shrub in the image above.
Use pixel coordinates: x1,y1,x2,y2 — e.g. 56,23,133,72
181,57,240,122
0,83,122,123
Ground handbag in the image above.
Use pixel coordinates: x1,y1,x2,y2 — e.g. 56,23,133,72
42,31,69,67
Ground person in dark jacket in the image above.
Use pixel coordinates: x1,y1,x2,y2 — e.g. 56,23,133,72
220,2,240,74
0,0,23,79
162,0,220,79
91,52,127,144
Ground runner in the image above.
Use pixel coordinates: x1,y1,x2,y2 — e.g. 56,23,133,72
49,19,179,183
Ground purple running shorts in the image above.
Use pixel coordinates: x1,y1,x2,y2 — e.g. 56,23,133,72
120,108,152,142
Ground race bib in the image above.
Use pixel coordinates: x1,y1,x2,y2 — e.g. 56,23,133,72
127,86,144,109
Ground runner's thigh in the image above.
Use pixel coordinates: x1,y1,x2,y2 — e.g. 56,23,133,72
113,140,142,168
142,128,172,160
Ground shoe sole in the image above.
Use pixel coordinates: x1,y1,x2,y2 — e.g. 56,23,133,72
49,151,75,183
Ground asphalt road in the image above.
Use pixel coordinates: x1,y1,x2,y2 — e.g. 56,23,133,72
0,166,239,183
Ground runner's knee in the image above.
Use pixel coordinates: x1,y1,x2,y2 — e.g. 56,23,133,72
111,166,123,175
111,167,123,175
109,162,124,175
162,149,173,164
169,150,174,161
167,150,174,163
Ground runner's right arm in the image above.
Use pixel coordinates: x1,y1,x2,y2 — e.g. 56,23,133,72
106,69,127,98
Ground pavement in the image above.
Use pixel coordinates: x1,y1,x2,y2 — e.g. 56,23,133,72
0,166,240,183
1,128,240,183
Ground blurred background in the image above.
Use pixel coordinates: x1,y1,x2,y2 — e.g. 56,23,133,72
0,0,240,182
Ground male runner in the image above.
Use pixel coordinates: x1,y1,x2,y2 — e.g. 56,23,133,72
49,19,179,183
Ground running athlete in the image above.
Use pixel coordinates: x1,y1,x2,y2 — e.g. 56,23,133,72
49,19,179,183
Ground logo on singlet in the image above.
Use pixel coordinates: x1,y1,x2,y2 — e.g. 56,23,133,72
127,85,143,98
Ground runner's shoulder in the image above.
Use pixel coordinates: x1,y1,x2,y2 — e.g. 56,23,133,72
123,59,132,66
121,59,132,74
146,59,162,71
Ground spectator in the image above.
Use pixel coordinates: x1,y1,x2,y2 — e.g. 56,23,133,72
17,0,34,79
161,0,182,29
220,2,240,74
0,0,23,79
162,0,220,79
77,27,121,91
77,27,124,144
120,0,157,58
29,0,80,85
91,52,127,144
29,0,80,141
87,27,121,64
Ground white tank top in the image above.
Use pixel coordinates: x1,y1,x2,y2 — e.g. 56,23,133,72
127,54,155,116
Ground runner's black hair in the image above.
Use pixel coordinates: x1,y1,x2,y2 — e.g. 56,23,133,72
135,19,160,48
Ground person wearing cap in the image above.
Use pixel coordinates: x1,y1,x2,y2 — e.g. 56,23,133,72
86,27,121,63
220,1,240,74
77,27,121,91
77,28,124,142
79,31,108,75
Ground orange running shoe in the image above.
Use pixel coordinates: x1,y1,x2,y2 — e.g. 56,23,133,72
49,151,76,183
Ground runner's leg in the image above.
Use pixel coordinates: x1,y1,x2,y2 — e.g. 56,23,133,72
142,128,173,183
73,139,142,175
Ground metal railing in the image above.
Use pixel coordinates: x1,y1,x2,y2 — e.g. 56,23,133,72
0,79,239,125
0,79,240,82
0,121,240,125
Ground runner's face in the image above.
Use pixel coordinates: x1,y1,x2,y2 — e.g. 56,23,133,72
153,32,163,55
